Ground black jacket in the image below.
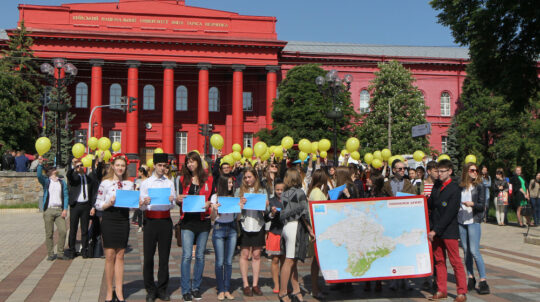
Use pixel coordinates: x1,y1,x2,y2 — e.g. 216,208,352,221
464,184,486,224
264,196,284,235
67,162,102,207
428,179,461,239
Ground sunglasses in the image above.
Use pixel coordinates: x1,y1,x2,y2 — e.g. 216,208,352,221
395,167,405,171
75,164,83,169
469,169,478,173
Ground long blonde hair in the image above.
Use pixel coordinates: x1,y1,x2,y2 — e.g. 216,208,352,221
102,157,128,181
239,167,262,197
460,162,482,188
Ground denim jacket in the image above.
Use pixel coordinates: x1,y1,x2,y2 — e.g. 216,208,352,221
37,165,69,211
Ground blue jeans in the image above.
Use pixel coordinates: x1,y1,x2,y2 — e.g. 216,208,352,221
212,222,237,293
181,229,210,295
531,198,540,225
458,223,486,279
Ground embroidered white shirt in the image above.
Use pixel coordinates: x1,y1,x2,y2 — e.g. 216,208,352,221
95,179,134,211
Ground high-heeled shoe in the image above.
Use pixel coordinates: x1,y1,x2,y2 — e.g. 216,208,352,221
278,293,289,302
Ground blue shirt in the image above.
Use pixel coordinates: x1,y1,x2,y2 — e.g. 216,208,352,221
15,156,29,172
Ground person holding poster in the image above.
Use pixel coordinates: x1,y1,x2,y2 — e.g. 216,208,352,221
265,180,285,294
427,159,467,302
139,153,176,302
176,151,213,302
235,167,268,297
95,156,134,302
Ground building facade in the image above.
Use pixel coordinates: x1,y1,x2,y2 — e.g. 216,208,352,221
8,0,469,163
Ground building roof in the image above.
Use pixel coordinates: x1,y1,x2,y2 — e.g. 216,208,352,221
283,41,469,60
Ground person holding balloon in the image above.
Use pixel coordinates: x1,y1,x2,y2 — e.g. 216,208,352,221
94,155,134,302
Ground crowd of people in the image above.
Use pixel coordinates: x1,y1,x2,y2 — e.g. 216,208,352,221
1,150,41,172
34,147,540,302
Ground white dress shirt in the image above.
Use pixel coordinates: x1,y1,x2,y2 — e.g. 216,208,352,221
139,174,176,211
48,178,63,208
95,179,134,211
76,174,89,202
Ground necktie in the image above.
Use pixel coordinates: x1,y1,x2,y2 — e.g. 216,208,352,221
82,175,87,200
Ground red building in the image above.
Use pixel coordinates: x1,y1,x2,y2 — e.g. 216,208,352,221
7,0,469,163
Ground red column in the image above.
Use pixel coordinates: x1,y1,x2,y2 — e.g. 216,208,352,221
197,63,211,152
126,61,140,155
162,62,176,154
90,59,103,138
232,65,245,146
265,66,279,128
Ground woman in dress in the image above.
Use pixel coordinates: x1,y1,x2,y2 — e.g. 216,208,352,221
95,156,134,302
510,166,531,227
492,168,509,225
458,162,490,294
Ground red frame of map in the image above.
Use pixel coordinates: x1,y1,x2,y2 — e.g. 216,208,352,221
308,195,433,283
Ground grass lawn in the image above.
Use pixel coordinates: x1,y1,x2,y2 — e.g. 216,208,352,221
0,202,39,209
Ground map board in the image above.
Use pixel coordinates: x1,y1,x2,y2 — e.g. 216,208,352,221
309,196,432,283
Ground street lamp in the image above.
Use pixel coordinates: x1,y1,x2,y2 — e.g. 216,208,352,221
387,89,405,151
40,58,77,168
315,69,353,166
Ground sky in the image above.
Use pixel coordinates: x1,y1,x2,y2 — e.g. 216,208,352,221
0,0,461,47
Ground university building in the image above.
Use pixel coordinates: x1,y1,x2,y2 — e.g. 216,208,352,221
4,0,469,163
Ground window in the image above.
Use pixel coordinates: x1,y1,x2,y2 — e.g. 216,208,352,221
74,130,87,145
209,87,219,112
176,132,188,155
243,133,253,149
75,82,88,108
243,92,253,111
143,85,155,110
359,90,370,113
441,136,448,154
176,85,188,111
109,84,122,109
441,92,451,116
109,131,121,152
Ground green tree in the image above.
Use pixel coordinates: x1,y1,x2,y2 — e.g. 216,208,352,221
257,64,359,154
358,60,429,154
446,117,461,171
430,0,539,111
42,86,75,166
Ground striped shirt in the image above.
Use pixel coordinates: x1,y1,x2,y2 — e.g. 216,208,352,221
423,183,434,197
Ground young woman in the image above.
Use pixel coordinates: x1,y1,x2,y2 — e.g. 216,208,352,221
265,181,285,294
176,151,213,301
335,166,360,200
306,169,329,299
210,175,237,301
511,166,531,227
458,162,490,295
235,167,268,297
278,168,312,302
493,168,509,225
480,165,491,222
95,156,134,302
529,172,540,226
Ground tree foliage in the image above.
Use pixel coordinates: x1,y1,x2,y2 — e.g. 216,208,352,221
257,64,359,152
430,0,540,111
42,86,75,166
358,60,429,154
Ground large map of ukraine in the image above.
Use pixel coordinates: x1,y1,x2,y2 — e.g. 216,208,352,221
311,197,432,282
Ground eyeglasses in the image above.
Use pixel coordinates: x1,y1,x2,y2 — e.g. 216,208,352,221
496,172,503,175
395,167,405,171
75,165,83,169
469,169,478,173
438,169,449,173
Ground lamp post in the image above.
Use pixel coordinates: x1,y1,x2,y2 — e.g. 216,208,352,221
40,58,77,168
387,89,405,151
315,69,353,166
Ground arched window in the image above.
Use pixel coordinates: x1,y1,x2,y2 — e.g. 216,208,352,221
176,85,188,111
440,92,451,116
209,87,219,112
359,90,370,113
109,83,122,109
75,82,88,108
143,85,155,110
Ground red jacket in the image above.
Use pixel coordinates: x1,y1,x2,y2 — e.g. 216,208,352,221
180,174,213,220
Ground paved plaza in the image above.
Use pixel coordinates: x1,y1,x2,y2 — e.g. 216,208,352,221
1,209,540,302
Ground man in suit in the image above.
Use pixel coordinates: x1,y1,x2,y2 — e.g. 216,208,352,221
381,159,416,197
66,157,100,258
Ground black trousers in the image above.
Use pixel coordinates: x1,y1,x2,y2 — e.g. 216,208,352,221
68,202,91,254
143,217,173,295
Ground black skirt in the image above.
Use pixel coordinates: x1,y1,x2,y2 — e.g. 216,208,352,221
101,207,130,249
238,227,265,247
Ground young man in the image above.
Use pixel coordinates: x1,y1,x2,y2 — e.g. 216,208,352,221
37,157,69,261
140,153,176,302
15,150,29,172
381,160,416,197
427,159,467,301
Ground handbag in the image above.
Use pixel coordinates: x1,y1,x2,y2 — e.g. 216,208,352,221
521,204,533,217
497,192,508,205
174,221,182,247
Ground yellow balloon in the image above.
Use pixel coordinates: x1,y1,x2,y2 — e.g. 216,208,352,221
35,137,51,156
381,148,392,161
281,136,294,150
243,147,253,158
154,147,163,154
364,153,374,165
210,134,224,150
371,158,383,169
341,149,348,156
398,155,405,162
223,154,234,165
320,151,327,158
240,158,246,164
147,158,154,168
232,143,242,153
88,137,99,150
232,151,242,161
318,139,331,152
298,151,308,161
72,143,85,159
437,154,451,162
465,154,477,164
351,151,360,160
389,156,398,166
98,137,111,151
261,150,271,161
254,141,268,157
269,146,276,154
345,137,360,153
95,150,103,159
311,142,319,154
81,155,92,168
373,150,382,160
298,139,311,153
112,141,121,152
273,147,283,158
104,150,112,162
413,150,425,162
192,150,200,155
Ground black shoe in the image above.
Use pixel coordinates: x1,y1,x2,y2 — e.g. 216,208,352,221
192,290,202,300
478,280,490,295
47,255,57,261
145,293,156,302
56,255,68,260
467,277,476,290
157,292,171,301
183,293,193,302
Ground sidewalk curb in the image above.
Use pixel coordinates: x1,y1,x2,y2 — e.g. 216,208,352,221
0,208,40,214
